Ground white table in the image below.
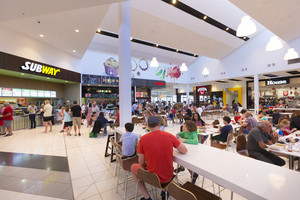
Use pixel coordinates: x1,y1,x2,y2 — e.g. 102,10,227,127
266,134,300,169
173,144,300,200
280,112,294,118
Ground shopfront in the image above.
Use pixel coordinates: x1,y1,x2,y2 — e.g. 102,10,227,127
193,85,212,105
246,76,300,108
81,74,165,105
0,51,81,129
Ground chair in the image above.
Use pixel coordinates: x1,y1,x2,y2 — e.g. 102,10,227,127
115,153,138,199
135,168,173,200
212,120,220,128
211,130,234,151
132,117,141,125
236,134,249,157
176,113,184,124
237,126,244,135
168,181,221,200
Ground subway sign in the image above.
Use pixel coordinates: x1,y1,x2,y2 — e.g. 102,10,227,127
266,78,290,86
21,61,60,76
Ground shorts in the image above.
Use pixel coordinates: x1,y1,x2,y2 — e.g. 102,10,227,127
64,121,73,127
43,117,52,122
73,117,81,126
4,120,12,127
131,163,144,177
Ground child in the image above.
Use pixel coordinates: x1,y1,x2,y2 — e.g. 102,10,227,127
235,112,242,123
278,119,297,136
157,115,166,131
119,123,139,158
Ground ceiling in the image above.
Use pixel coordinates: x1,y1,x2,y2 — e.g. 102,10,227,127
1,0,299,65
229,0,300,42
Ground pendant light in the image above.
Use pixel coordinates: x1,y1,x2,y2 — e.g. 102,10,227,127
265,0,283,51
265,36,283,51
180,63,188,71
202,67,209,75
236,16,257,37
150,57,159,67
284,48,299,60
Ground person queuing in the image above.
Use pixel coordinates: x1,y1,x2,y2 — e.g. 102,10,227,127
42,100,53,133
247,121,285,166
81,103,86,125
71,100,82,136
64,105,73,136
27,102,38,129
131,116,188,200
0,105,4,135
1,102,13,136
59,107,65,133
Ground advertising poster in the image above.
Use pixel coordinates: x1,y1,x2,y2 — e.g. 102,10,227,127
17,98,27,106
2,88,12,96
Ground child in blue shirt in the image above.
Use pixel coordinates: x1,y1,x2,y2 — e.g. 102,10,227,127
120,123,139,158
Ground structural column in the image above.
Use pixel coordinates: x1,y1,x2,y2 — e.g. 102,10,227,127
186,84,190,105
118,1,131,127
254,74,259,114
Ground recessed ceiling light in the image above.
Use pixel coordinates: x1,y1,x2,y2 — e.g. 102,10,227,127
172,0,177,4
65,81,68,83
176,50,179,52
203,16,207,20
156,44,159,47
130,37,133,40
243,37,246,39
97,28,101,33
226,27,229,31
39,34,44,38
75,29,79,33
73,50,76,53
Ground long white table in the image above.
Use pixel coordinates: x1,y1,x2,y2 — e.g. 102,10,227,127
173,144,300,200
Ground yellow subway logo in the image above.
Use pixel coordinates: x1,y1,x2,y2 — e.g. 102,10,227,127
21,61,60,76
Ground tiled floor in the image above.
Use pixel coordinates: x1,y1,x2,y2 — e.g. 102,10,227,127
0,118,291,200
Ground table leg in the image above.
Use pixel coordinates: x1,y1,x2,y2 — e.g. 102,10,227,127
289,155,294,170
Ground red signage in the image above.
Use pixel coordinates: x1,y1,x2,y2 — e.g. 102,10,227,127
155,82,164,86
198,87,207,95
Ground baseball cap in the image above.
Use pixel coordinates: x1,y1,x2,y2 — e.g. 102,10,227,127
148,116,159,125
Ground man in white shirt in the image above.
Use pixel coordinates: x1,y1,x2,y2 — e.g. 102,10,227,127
92,101,100,115
196,106,203,116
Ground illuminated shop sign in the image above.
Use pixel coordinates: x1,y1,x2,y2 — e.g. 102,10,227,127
0,87,56,98
197,87,207,95
21,61,61,76
266,78,290,86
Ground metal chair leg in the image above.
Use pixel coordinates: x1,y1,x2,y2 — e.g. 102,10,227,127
124,171,129,200
135,180,139,200
231,191,233,200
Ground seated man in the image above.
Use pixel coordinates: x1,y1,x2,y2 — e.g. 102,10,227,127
242,112,258,134
119,123,139,158
247,121,285,166
131,116,188,200
211,116,233,143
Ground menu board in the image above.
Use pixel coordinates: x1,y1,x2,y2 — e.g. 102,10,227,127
0,88,2,96
22,89,30,97
50,91,56,98
13,88,22,97
44,91,51,97
2,88,12,96
38,90,44,97
30,90,38,97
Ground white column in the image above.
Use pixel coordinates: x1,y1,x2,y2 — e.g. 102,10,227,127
254,74,259,114
118,1,131,127
186,84,190,105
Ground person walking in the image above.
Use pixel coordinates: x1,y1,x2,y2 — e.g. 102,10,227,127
0,105,5,135
64,105,73,136
81,103,86,125
42,100,53,133
27,102,38,129
71,100,82,136
1,102,13,136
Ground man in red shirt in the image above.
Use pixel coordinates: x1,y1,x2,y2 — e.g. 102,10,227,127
1,102,13,136
131,116,188,200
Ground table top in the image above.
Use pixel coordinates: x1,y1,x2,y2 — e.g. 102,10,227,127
266,134,300,157
173,144,300,200
280,112,294,115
